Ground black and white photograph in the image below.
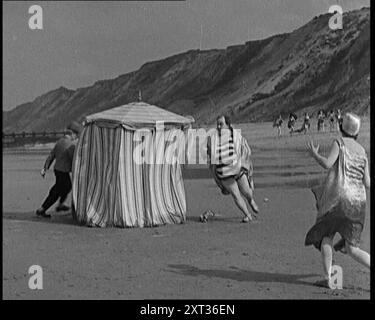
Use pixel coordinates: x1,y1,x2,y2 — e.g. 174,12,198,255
2,0,371,303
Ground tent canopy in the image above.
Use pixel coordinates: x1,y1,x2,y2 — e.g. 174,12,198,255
72,101,193,228
85,102,194,129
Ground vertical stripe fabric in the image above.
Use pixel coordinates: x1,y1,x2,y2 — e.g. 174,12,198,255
72,123,186,227
214,129,241,179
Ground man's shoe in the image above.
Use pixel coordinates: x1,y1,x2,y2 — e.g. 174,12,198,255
36,208,51,218
56,204,70,212
41,212,52,218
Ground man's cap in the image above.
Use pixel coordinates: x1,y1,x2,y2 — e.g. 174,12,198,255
67,121,82,134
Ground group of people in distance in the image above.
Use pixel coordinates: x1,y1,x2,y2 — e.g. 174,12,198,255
273,109,343,137
36,112,369,290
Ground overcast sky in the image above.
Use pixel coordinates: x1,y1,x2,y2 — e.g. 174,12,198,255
3,0,370,111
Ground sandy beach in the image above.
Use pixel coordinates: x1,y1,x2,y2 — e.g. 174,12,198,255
3,120,370,299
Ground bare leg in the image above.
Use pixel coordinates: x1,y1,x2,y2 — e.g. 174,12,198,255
220,177,252,220
321,236,333,280
249,177,255,190
237,174,259,214
345,242,370,269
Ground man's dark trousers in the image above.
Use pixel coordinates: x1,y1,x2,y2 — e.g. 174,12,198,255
42,170,72,210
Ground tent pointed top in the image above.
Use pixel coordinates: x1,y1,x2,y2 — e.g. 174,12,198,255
85,101,194,129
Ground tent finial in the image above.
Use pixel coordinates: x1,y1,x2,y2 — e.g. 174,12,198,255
138,90,142,102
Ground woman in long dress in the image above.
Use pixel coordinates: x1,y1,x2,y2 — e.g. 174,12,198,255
207,115,259,223
287,113,297,136
328,110,336,132
305,113,370,288
336,109,343,131
295,113,311,134
302,113,311,134
317,110,325,132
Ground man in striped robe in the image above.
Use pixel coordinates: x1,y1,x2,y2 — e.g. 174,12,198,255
207,115,259,223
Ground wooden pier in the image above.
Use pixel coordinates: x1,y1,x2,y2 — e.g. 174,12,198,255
3,131,69,148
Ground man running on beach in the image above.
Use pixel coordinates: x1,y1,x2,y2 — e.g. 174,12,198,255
35,122,81,218
207,115,259,223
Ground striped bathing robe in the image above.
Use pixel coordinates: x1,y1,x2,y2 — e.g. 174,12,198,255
207,128,254,195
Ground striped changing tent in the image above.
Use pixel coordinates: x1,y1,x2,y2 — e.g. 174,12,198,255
72,102,193,228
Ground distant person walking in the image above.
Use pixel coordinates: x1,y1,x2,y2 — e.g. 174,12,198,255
305,113,370,289
36,122,82,218
328,110,335,132
317,110,325,132
303,112,311,134
336,109,343,131
273,114,283,137
287,113,297,136
207,115,259,223
294,113,310,134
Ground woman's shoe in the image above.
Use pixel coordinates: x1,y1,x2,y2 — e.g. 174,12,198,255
242,215,253,223
314,279,334,289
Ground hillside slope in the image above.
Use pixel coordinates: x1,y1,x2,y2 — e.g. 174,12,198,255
3,7,370,132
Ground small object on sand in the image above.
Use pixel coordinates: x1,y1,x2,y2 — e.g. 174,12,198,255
263,197,269,203
199,215,208,223
199,210,215,222
152,234,165,237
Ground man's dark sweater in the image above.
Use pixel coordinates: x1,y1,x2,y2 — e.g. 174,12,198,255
44,135,76,173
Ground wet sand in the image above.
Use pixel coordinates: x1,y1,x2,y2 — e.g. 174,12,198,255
3,120,370,299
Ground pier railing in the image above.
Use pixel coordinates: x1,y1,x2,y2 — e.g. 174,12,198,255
3,131,69,148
